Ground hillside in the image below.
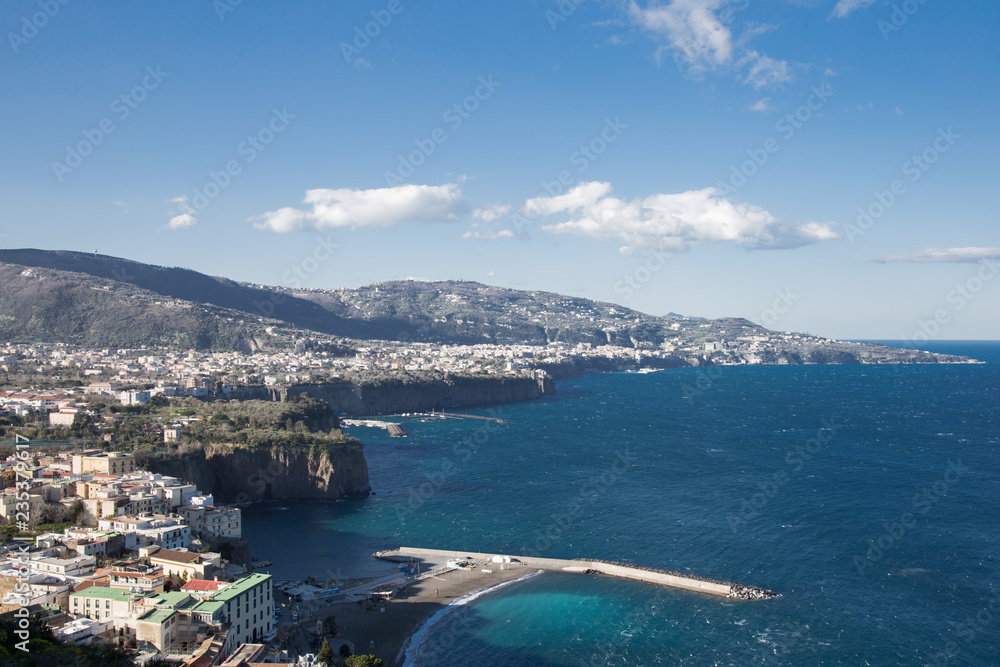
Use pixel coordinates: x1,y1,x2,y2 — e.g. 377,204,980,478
0,249,751,347
0,261,313,351
0,249,975,365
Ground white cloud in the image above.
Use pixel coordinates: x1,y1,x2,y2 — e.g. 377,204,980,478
166,195,197,230
626,0,793,88
112,201,127,207
167,213,197,230
528,182,837,253
875,247,1000,264
252,183,465,233
831,0,877,19
894,106,904,115
739,51,793,89
462,229,517,240
472,204,512,223
628,0,733,73
749,97,773,112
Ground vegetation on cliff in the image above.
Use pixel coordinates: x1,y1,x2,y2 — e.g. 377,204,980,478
0,612,166,667
0,393,357,454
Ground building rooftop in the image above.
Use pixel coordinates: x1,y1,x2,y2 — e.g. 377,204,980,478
138,607,177,625
70,586,132,601
148,548,200,564
182,579,222,592
211,573,271,604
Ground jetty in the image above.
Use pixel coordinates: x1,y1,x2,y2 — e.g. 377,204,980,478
410,411,510,424
374,547,779,600
341,419,409,437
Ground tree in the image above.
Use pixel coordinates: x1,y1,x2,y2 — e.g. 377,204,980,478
0,612,135,666
316,638,335,666
322,614,337,636
68,499,85,524
345,655,382,667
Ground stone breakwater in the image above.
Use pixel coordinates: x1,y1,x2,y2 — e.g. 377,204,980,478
584,558,780,600
374,547,780,601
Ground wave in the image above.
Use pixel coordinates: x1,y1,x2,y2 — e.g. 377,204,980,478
400,569,545,666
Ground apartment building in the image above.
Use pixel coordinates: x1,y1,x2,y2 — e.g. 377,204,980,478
72,452,136,476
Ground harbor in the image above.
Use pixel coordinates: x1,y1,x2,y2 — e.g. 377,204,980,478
341,419,410,437
402,410,511,424
374,547,779,600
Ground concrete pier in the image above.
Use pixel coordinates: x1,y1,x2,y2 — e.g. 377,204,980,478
342,419,409,437
413,411,510,424
374,547,779,600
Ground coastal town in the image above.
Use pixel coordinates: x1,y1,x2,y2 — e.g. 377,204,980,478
0,325,959,402
0,447,280,661
0,332,977,665
0,442,425,665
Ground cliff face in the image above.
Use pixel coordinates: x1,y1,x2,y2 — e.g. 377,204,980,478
139,441,369,503
535,355,691,381
227,375,554,415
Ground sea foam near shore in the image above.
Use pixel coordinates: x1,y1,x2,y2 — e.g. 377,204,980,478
400,569,544,666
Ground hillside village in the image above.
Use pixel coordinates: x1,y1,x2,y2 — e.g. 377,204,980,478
0,446,277,663
0,326,976,664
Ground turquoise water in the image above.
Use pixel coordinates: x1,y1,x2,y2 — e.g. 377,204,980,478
243,341,1000,665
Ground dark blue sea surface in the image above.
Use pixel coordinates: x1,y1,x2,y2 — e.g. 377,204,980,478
243,341,1000,665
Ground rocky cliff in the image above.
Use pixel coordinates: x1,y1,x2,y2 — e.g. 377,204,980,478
534,355,692,381
227,375,555,415
138,441,369,503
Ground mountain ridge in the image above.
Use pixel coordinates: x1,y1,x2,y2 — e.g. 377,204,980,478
0,249,973,365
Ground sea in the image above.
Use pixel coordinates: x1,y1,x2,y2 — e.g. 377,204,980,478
242,341,1000,666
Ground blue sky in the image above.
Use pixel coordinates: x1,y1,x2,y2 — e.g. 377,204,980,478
2,0,998,339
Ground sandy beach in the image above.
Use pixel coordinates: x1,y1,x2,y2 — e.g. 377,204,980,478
304,562,536,666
